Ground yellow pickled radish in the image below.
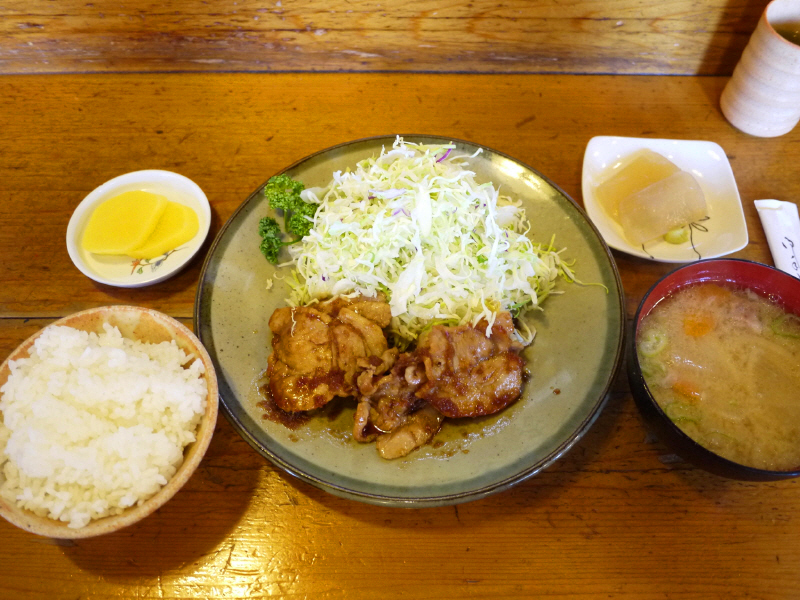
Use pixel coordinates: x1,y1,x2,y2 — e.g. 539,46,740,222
618,171,707,246
129,202,199,259
81,191,168,255
595,149,680,221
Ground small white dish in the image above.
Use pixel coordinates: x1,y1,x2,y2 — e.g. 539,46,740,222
67,170,211,287
581,136,748,263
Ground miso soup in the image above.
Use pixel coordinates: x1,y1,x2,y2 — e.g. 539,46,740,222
637,282,800,471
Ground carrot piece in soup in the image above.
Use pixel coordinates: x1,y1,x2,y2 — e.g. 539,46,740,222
683,312,715,337
672,381,702,402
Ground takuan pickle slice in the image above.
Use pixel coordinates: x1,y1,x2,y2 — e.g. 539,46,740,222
130,202,199,259
81,191,168,255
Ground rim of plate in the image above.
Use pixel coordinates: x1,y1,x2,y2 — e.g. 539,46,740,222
194,134,626,507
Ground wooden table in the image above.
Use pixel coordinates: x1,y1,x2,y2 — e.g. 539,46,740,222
1,73,799,599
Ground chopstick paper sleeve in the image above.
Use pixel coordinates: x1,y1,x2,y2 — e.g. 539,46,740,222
754,199,800,279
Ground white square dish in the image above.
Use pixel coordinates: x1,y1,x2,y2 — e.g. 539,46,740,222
581,136,748,263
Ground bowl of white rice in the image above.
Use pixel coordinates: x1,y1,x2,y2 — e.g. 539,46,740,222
0,305,218,538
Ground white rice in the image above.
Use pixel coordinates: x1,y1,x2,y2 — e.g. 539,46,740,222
0,323,207,529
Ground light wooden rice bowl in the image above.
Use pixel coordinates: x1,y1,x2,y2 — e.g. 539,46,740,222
0,305,218,538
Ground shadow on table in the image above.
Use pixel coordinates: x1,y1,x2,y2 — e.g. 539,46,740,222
291,383,629,528
697,0,763,107
62,418,261,579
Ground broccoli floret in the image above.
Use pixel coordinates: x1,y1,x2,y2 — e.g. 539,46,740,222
258,175,319,263
258,217,283,263
258,215,280,239
265,174,306,214
287,202,316,238
265,174,317,239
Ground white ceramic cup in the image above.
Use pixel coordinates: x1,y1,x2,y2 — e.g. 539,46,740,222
720,0,800,137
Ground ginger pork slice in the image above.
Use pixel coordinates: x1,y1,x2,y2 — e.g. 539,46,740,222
415,312,525,418
267,296,393,413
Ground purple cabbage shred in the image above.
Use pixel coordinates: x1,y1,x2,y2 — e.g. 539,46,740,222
436,149,452,163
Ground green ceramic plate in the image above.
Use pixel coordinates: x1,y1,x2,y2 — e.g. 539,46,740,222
195,135,625,507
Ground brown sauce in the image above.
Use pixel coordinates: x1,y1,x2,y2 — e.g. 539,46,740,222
257,383,312,430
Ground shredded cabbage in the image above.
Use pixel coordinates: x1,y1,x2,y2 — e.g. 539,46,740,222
286,136,573,347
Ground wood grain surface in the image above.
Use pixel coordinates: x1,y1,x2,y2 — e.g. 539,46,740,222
1,72,799,599
0,0,766,76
